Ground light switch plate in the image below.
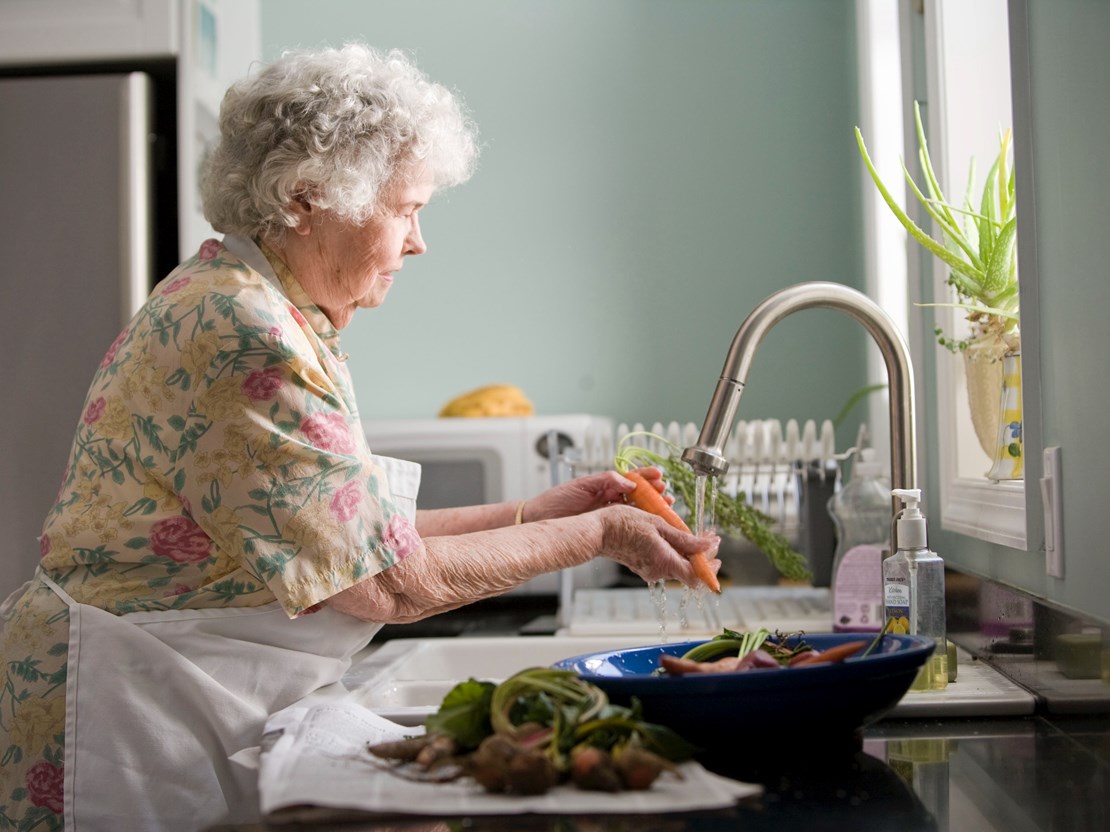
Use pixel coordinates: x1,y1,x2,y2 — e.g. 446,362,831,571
1040,446,1064,578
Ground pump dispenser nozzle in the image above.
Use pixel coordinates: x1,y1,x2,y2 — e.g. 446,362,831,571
892,488,928,550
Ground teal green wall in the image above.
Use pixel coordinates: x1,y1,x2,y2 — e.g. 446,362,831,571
260,0,868,438
927,0,1110,625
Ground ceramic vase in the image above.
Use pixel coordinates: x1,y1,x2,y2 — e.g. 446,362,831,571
963,336,1009,458
986,350,1023,481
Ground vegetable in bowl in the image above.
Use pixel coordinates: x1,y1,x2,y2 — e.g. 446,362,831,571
655,626,886,676
552,627,935,754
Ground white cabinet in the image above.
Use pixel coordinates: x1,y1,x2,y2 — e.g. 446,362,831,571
0,0,177,62
0,0,260,259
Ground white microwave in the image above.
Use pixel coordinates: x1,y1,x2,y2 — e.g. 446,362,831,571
362,414,618,594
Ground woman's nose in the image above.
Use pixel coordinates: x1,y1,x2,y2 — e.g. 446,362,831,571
405,216,427,256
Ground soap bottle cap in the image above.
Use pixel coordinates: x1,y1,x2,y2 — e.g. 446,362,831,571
893,487,928,549
853,447,882,479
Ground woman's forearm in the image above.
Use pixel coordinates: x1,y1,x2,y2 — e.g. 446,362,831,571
328,513,597,623
415,501,524,536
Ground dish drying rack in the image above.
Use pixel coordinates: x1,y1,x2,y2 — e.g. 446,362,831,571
605,419,840,539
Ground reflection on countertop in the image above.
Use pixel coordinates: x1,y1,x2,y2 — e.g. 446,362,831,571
946,571,1110,715
210,572,1110,830
214,714,1109,831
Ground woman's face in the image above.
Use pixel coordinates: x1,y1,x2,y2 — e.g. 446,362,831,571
286,170,434,329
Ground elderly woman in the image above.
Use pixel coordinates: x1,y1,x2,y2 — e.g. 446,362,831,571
0,44,717,828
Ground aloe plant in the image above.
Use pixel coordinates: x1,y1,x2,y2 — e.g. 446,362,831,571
856,101,1019,352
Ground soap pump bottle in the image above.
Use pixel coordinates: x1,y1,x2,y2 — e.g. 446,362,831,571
827,448,890,633
883,488,948,691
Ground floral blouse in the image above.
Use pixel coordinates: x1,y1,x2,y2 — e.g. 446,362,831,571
0,237,421,824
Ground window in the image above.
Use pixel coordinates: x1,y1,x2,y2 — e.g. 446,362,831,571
926,0,1031,548
857,0,1040,550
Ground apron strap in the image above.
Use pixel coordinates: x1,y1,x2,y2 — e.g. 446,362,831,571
35,567,77,608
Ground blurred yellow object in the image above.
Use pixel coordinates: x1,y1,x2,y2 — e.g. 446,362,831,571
438,384,535,418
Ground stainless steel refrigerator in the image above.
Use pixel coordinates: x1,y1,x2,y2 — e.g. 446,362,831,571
0,70,177,600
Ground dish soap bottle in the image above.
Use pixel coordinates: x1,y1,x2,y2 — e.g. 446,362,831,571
883,488,948,690
828,448,889,633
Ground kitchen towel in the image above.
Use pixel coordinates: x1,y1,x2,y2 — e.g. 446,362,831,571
257,699,760,819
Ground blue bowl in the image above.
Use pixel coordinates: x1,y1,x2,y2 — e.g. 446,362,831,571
552,633,935,752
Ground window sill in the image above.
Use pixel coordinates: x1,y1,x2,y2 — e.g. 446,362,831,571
940,476,1026,549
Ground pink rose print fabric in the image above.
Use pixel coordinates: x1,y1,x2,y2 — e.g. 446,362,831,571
149,516,212,563
241,366,285,401
0,238,411,825
100,328,129,368
329,480,364,522
25,761,64,814
383,515,422,562
82,397,105,425
300,412,356,454
160,275,191,296
198,238,222,260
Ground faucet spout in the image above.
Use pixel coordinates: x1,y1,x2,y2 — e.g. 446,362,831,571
681,281,917,494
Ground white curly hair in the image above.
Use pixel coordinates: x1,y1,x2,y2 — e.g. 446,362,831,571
200,43,479,240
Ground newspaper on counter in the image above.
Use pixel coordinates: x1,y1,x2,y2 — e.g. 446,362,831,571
258,699,761,819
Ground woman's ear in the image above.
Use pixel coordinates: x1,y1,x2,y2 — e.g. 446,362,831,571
288,192,314,236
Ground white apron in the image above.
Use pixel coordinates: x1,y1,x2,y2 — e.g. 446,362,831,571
39,454,420,831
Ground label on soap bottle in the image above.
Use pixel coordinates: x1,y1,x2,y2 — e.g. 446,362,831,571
884,580,911,634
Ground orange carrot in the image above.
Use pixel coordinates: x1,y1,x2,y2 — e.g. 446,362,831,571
623,470,721,594
790,640,868,667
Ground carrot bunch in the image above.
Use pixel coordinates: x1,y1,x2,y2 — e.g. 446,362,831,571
614,434,721,594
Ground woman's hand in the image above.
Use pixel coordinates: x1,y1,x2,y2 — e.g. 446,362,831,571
594,504,721,588
522,467,673,522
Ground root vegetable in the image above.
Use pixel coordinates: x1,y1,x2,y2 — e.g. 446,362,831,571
504,749,559,795
613,745,681,791
622,470,721,594
569,746,623,792
744,648,782,669
415,734,460,768
468,734,558,795
367,736,432,762
790,640,868,667
467,734,519,792
659,653,710,675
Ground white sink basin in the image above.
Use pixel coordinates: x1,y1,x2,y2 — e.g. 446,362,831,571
340,634,1039,726
343,635,658,725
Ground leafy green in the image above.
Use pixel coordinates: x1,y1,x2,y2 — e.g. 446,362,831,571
432,668,696,765
424,678,495,749
573,707,696,762
677,628,811,666
679,627,773,663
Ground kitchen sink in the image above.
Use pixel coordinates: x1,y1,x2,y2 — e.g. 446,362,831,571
341,633,1038,726
343,635,658,724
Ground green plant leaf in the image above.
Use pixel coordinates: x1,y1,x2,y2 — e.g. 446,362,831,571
905,164,982,269
424,678,495,750
978,158,1000,267
913,102,963,237
858,99,1019,349
855,128,982,279
983,217,1018,297
833,383,888,429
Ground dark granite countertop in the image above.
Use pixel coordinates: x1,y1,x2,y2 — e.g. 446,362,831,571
218,591,1109,830
220,712,1108,830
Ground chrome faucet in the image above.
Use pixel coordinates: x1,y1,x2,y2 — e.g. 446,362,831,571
682,282,917,496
